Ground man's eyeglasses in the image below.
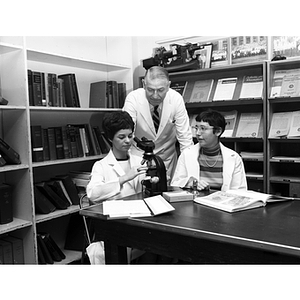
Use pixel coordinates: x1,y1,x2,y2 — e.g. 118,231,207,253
192,125,214,133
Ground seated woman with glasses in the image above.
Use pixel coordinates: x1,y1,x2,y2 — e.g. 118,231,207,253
171,109,247,191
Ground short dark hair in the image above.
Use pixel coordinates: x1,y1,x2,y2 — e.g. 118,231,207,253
195,109,226,135
144,66,169,81
102,111,135,141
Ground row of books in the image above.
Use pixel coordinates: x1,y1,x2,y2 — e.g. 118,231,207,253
269,110,300,138
30,124,111,162
89,80,127,109
34,174,82,214
270,68,300,98
0,235,24,264
0,137,21,166
28,70,80,107
37,232,65,264
190,110,263,138
171,75,263,103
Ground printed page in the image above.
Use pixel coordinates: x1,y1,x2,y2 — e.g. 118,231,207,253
287,110,300,137
268,111,292,138
194,190,264,212
236,112,262,138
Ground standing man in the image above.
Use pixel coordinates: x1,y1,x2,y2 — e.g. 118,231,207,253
123,66,193,180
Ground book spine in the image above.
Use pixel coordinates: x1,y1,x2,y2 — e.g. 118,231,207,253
89,81,107,108
27,70,34,106
66,125,78,158
47,128,57,160
0,137,21,164
37,234,53,264
58,75,73,107
74,126,84,157
54,127,65,159
61,126,70,159
0,240,13,264
0,184,13,224
42,128,50,161
55,175,80,205
118,82,126,108
31,125,44,162
47,73,54,106
70,74,80,107
41,72,47,106
2,236,24,264
34,186,56,214
52,74,59,107
32,71,43,106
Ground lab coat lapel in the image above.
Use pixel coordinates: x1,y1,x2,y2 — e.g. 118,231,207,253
138,97,156,135
157,95,171,137
106,151,125,176
107,150,135,190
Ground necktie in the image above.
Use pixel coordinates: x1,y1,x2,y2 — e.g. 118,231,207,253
152,105,160,133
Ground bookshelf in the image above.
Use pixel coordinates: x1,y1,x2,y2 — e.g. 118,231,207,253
169,61,268,193
267,58,300,197
0,36,133,264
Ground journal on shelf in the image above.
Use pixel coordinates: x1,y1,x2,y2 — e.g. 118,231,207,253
220,110,238,137
101,195,175,219
194,189,294,213
239,75,263,99
235,112,262,138
213,77,237,101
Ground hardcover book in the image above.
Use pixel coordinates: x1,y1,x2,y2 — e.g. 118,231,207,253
39,232,65,262
118,82,127,108
0,137,21,164
55,174,80,205
42,128,50,161
162,190,194,202
213,77,237,101
194,189,294,213
47,180,72,206
0,240,13,264
189,79,214,103
34,186,56,214
35,182,69,209
53,127,65,159
27,70,34,106
37,234,53,264
2,236,24,264
31,125,44,162
58,73,80,107
107,80,119,108
47,127,57,160
89,81,107,108
31,71,43,106
239,75,263,99
0,184,13,224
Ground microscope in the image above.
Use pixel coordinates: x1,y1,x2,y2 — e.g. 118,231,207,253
134,137,168,196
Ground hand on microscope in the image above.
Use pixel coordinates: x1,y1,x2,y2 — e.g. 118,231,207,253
185,176,210,191
119,165,148,186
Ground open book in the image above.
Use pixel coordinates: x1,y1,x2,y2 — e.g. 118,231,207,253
102,195,175,219
194,189,294,213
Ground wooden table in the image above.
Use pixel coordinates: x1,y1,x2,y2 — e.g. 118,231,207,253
80,195,300,264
